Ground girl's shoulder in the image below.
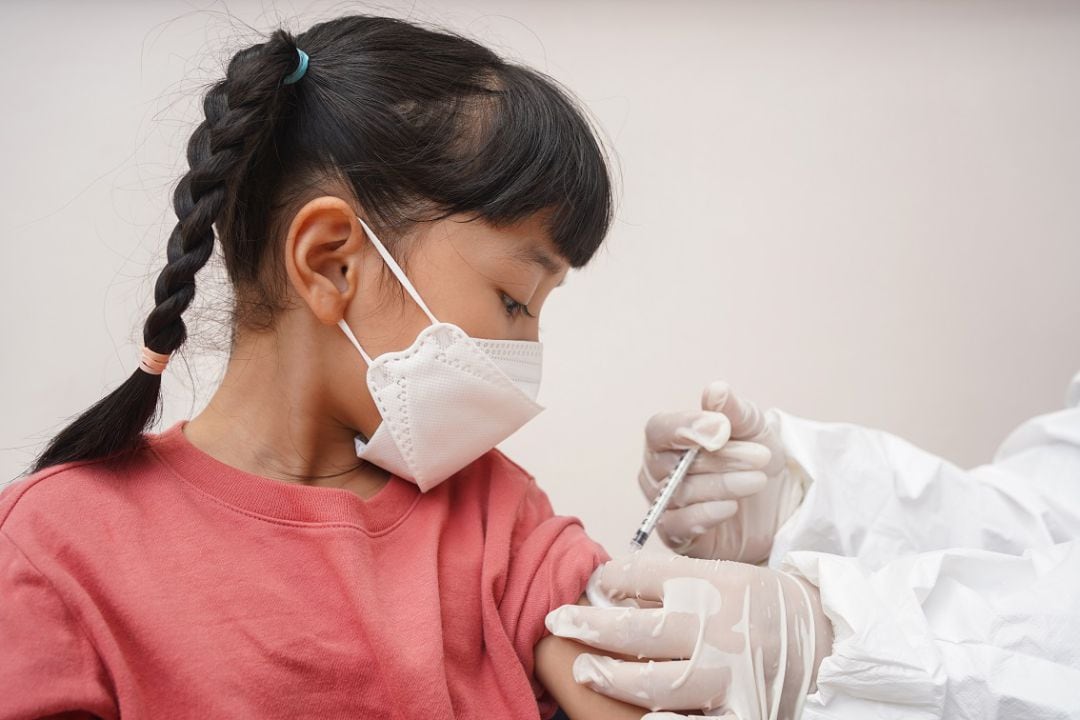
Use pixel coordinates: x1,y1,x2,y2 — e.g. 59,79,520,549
452,447,538,498
444,448,560,529
0,441,159,538
482,447,536,483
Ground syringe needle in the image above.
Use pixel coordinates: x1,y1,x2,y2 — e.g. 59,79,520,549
628,446,699,551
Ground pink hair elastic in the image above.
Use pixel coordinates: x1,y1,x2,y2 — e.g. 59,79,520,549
139,347,171,375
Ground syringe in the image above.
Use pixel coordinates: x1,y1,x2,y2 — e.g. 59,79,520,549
628,446,699,552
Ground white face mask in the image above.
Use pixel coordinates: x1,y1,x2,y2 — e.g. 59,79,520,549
338,215,545,492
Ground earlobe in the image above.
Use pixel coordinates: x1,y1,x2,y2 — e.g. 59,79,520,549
284,197,365,325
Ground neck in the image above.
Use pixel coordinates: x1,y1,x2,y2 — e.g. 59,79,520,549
183,322,390,500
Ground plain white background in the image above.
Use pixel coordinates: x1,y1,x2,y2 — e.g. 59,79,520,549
2,0,1078,554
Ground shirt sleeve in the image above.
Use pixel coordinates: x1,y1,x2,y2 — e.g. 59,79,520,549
498,476,611,720
0,529,117,719
781,540,1080,720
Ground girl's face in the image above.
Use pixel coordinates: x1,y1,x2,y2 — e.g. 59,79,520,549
363,210,569,349
283,195,569,442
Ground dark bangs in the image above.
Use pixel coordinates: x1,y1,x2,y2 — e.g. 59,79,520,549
417,64,615,268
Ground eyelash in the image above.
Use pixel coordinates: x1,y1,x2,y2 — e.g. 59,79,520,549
500,291,536,319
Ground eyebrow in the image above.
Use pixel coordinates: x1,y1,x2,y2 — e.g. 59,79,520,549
516,245,565,276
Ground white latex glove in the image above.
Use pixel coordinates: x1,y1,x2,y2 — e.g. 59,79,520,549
545,552,832,719
639,381,808,563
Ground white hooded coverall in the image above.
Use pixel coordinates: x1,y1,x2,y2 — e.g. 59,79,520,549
768,371,1080,719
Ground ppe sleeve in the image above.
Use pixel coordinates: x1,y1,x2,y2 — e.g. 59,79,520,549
0,529,117,718
780,540,1080,720
768,371,1080,568
499,476,611,720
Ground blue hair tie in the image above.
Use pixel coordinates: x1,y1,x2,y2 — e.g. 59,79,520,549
283,48,309,85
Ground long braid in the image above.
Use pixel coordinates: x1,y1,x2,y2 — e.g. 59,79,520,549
31,30,305,472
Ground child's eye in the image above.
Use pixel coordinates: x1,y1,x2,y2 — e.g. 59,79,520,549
500,291,535,319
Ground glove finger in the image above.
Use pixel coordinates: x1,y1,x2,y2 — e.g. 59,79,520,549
644,441,771,489
701,381,768,442
572,654,729,712
658,501,738,545
639,465,664,503
645,410,732,454
595,553,753,602
671,472,768,506
640,466,766,506
544,605,699,658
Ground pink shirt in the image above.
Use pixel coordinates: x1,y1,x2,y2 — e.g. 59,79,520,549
0,421,610,718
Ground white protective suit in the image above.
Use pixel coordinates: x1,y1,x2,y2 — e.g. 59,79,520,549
767,369,1080,719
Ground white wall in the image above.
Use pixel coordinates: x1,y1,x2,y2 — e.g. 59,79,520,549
3,0,1078,555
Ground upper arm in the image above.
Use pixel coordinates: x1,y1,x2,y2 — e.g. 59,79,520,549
0,530,116,718
534,592,647,720
494,467,631,717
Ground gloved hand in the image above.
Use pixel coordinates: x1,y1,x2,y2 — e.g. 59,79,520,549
545,552,833,719
639,381,808,563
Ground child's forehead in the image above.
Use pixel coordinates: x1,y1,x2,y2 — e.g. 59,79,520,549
439,213,569,276
509,243,565,276
492,214,568,273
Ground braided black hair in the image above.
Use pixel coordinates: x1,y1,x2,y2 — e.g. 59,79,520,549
32,15,614,473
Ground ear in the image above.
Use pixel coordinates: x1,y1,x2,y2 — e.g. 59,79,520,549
284,196,365,325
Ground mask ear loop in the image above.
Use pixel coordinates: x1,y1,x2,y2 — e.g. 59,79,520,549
356,215,438,325
338,215,440,365
338,319,373,366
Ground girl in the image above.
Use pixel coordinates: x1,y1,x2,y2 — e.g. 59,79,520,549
0,15,647,719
